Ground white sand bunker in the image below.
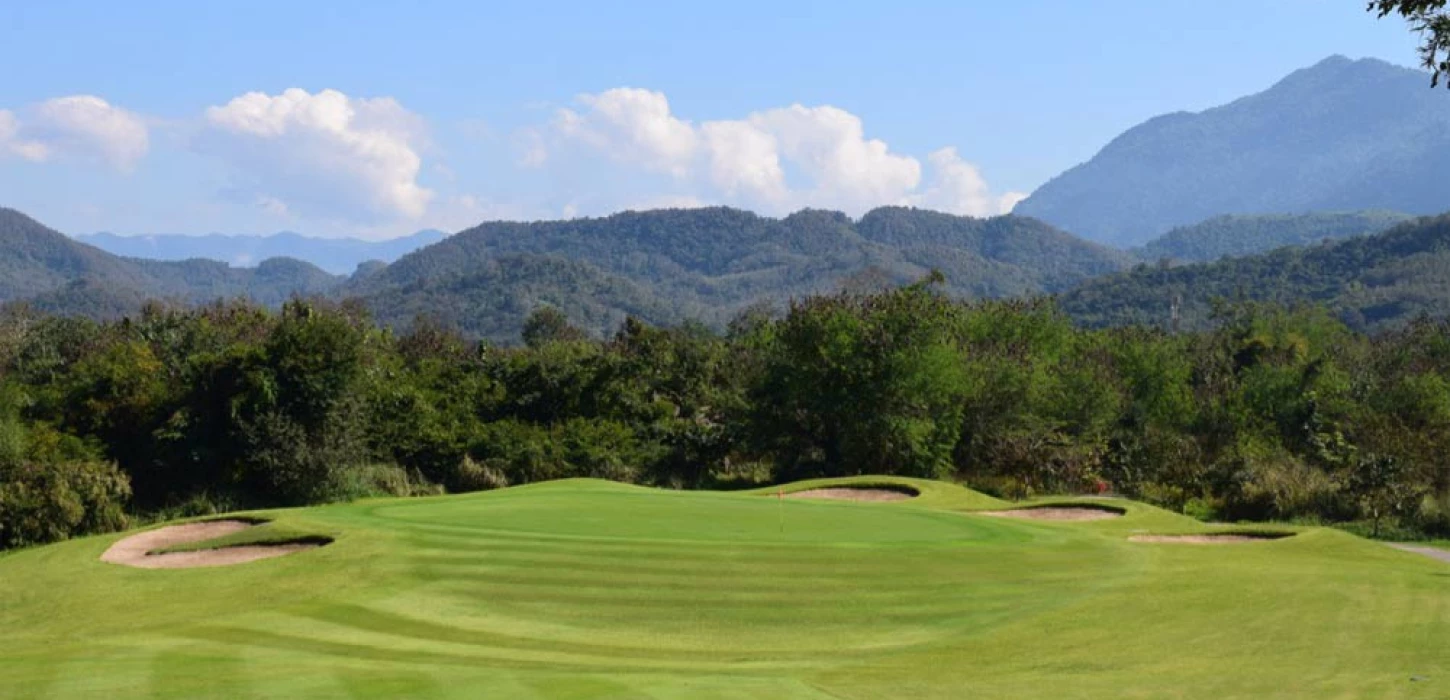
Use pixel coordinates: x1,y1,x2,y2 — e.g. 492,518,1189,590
785,487,916,502
100,519,326,569
1129,533,1292,544
979,506,1123,521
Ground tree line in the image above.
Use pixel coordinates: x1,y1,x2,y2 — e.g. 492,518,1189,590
3,281,1449,549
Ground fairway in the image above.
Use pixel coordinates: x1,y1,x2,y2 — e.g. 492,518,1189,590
1,477,1447,698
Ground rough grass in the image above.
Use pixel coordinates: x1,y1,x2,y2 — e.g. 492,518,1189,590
1,476,1447,698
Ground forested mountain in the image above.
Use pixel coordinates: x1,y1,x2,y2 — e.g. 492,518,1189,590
0,208,341,315
77,229,447,275
342,206,1131,340
352,254,693,341
1015,56,1450,246
1062,214,1450,331
1136,210,1412,263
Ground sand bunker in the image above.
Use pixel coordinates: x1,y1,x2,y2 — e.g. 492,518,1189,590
979,506,1123,521
1129,533,1292,544
100,519,326,569
785,487,916,502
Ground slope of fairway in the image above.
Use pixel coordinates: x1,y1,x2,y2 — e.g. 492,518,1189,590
1,477,1447,698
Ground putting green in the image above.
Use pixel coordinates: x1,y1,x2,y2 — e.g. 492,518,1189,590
1,477,1446,698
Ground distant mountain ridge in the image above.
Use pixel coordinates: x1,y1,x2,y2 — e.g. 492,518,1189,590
2,205,1131,342
342,206,1132,340
76,229,448,275
26,201,1450,343
1062,213,1450,332
1135,210,1413,263
0,208,342,317
1015,56,1450,247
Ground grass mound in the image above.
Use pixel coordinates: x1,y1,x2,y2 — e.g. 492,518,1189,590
3,477,1447,698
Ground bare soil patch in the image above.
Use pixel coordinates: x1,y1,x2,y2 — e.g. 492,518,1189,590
785,488,915,502
1129,533,1292,544
979,506,1123,521
100,519,326,569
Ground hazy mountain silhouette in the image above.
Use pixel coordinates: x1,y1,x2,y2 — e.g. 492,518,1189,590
1016,56,1450,247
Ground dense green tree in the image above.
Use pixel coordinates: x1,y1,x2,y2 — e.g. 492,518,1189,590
8,279,1450,551
522,306,588,348
751,277,969,480
1370,1,1450,85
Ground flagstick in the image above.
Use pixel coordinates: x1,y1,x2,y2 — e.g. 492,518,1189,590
777,487,784,536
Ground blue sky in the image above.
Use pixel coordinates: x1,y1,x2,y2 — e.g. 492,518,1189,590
0,1,1424,239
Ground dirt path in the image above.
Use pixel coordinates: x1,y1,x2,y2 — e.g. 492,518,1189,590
1388,543,1450,564
980,507,1122,521
784,488,914,502
100,520,323,569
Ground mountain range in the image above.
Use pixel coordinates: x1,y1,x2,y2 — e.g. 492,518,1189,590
0,208,341,319
76,229,447,275
5,55,1450,340
1015,56,1450,247
10,202,1450,340
338,206,1131,339
1062,213,1450,332
2,205,1128,341
1134,210,1412,263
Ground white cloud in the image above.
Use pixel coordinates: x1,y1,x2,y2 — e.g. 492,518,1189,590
624,194,709,211
0,96,149,170
202,88,432,222
998,191,1028,214
748,105,920,211
256,195,290,217
699,119,786,204
0,110,36,160
515,127,549,168
554,88,698,176
540,89,1017,218
908,147,1002,217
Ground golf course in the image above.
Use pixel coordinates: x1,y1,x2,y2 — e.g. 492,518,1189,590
0,476,1445,698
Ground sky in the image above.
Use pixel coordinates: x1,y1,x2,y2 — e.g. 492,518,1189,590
0,1,1426,240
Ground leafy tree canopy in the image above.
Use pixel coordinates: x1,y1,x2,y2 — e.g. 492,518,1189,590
1371,1,1450,86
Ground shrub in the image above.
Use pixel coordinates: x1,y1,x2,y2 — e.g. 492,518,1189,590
335,463,443,499
453,455,510,492
0,459,131,550
463,418,653,489
1230,452,1344,521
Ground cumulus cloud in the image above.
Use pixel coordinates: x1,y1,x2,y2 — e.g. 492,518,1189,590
624,194,709,211
0,96,149,170
748,105,920,211
998,191,1029,214
515,127,550,168
699,119,786,204
535,88,1018,218
202,88,432,222
0,110,36,160
554,88,698,176
906,147,1026,217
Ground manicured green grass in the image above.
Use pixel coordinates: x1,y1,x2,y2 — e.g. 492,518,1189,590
1,477,1446,698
